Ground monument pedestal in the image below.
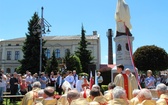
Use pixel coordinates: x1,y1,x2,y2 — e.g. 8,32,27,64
114,35,134,65
111,35,137,82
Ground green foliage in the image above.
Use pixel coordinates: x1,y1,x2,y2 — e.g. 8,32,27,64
64,49,71,70
133,45,168,71
17,12,47,74
67,54,82,74
101,85,108,92
64,49,82,73
45,51,59,74
78,72,89,77
3,98,21,105
75,25,94,73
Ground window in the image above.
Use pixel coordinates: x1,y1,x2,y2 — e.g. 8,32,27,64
65,49,70,55
8,44,11,46
15,51,20,60
45,49,50,59
55,49,60,58
6,68,11,73
117,44,122,51
125,43,129,51
16,44,19,46
7,51,11,60
87,42,91,45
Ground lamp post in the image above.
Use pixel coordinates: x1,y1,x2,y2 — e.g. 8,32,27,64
33,7,51,74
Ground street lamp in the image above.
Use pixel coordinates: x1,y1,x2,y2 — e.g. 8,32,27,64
33,7,51,74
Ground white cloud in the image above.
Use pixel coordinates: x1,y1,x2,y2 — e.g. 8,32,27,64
0,39,4,41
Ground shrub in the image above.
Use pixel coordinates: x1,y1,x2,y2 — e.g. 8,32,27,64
101,85,108,94
78,72,89,77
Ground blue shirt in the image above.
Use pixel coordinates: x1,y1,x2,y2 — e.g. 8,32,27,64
145,76,155,88
40,76,47,89
65,75,74,84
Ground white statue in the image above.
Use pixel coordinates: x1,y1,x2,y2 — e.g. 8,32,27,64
115,0,132,36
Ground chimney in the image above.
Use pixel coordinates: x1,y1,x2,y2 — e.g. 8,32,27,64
107,29,113,64
93,31,97,35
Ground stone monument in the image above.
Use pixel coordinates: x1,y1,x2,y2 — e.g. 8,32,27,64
112,0,136,82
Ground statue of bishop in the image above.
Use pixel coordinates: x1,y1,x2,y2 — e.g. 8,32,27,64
115,0,132,37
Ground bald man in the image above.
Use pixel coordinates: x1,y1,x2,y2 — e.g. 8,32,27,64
156,83,168,105
42,86,57,105
90,88,107,105
67,89,80,105
43,87,55,100
137,89,156,105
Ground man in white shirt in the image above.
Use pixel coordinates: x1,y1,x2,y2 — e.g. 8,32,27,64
24,70,29,77
65,71,74,89
0,70,7,103
0,70,7,92
76,76,83,92
25,72,33,91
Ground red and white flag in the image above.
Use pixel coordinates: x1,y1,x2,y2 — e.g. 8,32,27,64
89,71,94,89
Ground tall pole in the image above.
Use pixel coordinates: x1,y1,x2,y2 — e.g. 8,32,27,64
33,7,51,74
107,29,113,64
39,7,44,74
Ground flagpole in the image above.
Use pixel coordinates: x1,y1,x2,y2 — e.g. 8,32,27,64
95,70,98,85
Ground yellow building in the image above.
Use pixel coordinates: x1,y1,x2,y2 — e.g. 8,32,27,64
0,31,100,73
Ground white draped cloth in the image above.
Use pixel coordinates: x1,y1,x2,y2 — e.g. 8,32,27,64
115,0,132,33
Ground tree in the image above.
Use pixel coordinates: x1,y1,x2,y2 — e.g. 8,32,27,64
64,49,71,70
45,51,58,74
133,45,168,71
69,55,82,74
64,50,82,74
75,25,94,73
17,12,47,74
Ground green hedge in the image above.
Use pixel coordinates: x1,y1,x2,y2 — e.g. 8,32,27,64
101,85,108,92
78,72,89,77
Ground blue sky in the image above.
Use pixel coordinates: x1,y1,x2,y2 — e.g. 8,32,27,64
0,0,168,64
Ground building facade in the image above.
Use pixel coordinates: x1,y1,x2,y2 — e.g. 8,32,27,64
0,31,101,73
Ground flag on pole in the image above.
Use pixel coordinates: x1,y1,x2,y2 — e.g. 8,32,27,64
95,70,98,85
89,71,94,89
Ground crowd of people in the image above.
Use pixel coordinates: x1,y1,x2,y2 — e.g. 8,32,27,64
0,64,168,105
139,72,168,88
0,69,102,104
